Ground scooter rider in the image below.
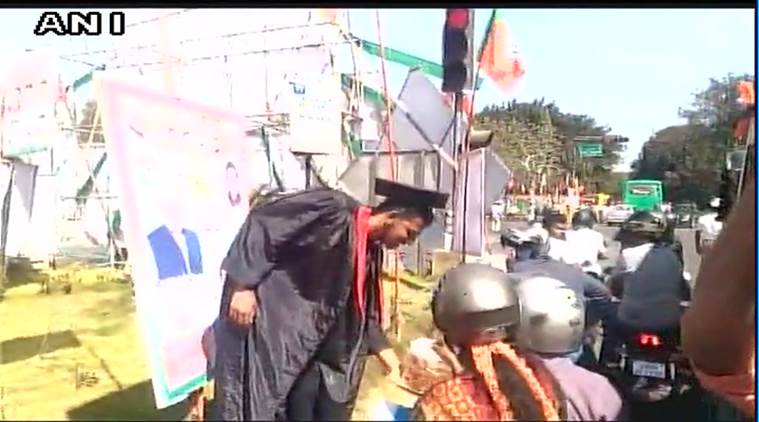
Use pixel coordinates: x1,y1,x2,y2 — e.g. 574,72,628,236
501,229,615,366
411,264,566,420
608,210,690,332
566,208,607,278
502,230,615,327
516,274,625,421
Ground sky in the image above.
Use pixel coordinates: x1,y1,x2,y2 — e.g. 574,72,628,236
0,8,755,170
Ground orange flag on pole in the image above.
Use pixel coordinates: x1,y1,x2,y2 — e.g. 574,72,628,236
737,80,755,106
478,10,525,93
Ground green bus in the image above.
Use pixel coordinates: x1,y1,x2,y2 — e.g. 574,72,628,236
621,179,663,211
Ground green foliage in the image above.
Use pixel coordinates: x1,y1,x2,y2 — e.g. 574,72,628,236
475,99,624,192
631,73,753,207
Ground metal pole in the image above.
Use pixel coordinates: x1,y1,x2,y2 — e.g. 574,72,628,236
416,151,425,274
458,93,470,263
445,97,459,252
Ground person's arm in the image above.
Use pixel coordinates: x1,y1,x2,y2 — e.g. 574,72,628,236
607,254,628,299
598,236,608,260
581,271,615,324
694,229,703,255
368,315,403,382
682,178,755,376
222,190,345,289
367,316,392,355
596,229,607,255
222,190,347,327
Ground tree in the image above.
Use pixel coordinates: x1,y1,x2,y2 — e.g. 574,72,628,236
631,124,722,206
679,73,753,133
76,100,104,144
630,73,754,207
476,100,625,193
478,107,563,190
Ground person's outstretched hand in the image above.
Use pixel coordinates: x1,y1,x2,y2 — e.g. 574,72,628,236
229,289,257,328
432,339,464,375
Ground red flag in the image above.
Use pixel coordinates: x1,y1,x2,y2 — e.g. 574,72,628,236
478,10,525,93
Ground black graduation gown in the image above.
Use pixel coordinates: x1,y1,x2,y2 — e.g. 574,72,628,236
212,188,388,420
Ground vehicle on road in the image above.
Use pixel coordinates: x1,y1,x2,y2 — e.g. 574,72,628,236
598,301,706,420
673,202,698,228
604,204,635,225
621,179,664,211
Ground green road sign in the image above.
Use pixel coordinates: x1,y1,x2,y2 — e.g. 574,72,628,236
573,135,604,142
577,143,603,157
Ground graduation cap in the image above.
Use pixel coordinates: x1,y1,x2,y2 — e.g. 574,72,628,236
374,178,449,209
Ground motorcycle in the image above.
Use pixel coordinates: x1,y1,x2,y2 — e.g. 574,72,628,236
616,321,691,403
599,301,699,420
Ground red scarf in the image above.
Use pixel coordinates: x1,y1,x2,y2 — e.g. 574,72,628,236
353,206,384,326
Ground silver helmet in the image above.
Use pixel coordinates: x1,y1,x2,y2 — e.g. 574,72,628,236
516,275,585,355
432,263,520,346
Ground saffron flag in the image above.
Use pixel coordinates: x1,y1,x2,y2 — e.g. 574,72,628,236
737,80,755,105
478,9,525,92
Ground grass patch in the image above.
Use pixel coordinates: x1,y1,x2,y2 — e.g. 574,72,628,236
0,266,186,421
1,266,438,420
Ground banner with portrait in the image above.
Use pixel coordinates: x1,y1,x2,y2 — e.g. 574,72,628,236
98,78,254,409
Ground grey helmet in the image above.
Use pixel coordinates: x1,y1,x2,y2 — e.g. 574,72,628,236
516,275,585,355
432,263,520,346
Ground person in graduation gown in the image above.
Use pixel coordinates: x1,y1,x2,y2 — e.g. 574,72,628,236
211,178,449,421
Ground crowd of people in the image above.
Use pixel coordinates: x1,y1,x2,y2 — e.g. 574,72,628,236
204,174,754,421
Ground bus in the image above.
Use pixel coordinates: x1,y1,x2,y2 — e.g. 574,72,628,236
621,179,663,211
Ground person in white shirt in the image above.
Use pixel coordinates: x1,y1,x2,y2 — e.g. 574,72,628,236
608,211,690,331
542,212,576,265
696,197,723,256
490,200,505,232
566,208,607,277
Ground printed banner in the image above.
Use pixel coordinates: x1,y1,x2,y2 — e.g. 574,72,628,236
98,78,254,409
0,51,63,157
286,47,345,154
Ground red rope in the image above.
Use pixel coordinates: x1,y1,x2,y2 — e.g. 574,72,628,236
375,11,400,336
375,11,397,181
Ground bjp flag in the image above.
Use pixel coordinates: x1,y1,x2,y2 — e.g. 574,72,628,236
737,80,755,106
478,9,525,93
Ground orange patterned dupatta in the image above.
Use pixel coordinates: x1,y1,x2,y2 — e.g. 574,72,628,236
416,342,562,421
